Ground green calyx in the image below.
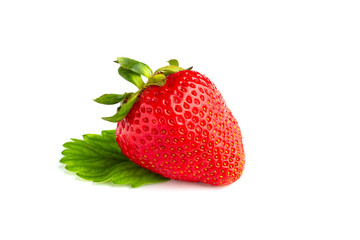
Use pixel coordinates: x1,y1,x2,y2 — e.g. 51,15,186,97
95,57,192,123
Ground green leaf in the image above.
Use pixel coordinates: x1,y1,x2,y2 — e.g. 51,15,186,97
94,93,132,105
117,57,153,79
167,59,179,67
154,65,184,76
60,130,169,187
102,91,140,122
118,67,145,89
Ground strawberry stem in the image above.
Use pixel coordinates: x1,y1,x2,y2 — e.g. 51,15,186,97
97,57,192,122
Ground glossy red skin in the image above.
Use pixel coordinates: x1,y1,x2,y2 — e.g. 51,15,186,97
116,70,245,185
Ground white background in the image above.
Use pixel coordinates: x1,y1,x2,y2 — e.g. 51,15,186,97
1,0,359,239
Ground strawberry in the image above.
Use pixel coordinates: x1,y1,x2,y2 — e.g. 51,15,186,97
95,58,245,185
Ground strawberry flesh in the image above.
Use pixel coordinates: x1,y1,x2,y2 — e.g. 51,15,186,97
116,70,245,185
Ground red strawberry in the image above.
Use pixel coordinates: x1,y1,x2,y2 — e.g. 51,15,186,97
95,58,245,185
